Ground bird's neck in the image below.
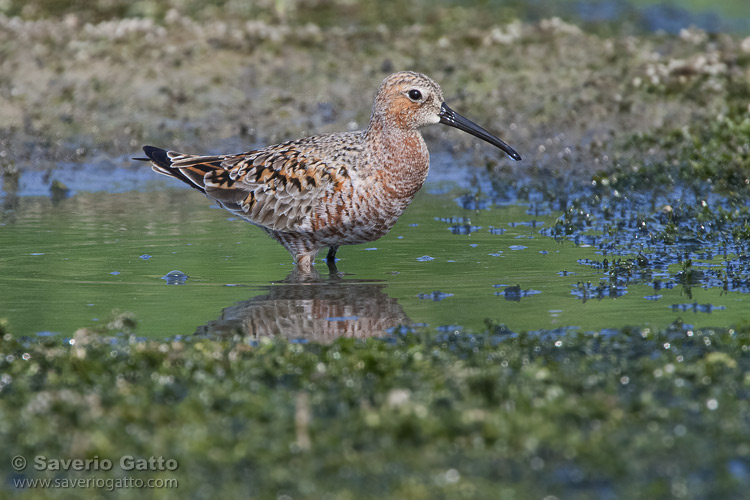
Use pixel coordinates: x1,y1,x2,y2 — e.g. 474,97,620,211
361,119,430,198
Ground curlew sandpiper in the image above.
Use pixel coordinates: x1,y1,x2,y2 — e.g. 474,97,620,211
140,71,520,273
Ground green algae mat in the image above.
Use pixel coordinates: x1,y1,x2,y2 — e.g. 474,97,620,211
3,323,750,499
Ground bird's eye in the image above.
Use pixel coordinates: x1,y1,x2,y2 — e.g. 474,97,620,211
407,89,423,101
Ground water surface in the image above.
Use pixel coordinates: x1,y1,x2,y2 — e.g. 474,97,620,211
2,152,747,340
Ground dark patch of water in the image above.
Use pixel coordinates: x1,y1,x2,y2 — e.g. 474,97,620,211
509,220,545,228
494,284,542,302
571,281,628,302
455,194,492,211
417,291,454,301
449,224,482,235
670,302,726,314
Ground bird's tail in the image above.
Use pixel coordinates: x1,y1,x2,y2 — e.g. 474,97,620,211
140,145,173,171
136,145,209,194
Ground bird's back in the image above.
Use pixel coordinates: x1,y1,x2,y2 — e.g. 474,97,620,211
145,131,366,234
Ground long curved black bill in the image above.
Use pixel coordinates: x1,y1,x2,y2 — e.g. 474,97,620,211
439,103,521,161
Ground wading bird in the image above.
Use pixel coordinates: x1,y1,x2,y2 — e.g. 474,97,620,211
140,71,520,273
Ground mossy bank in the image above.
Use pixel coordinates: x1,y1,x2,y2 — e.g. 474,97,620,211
2,320,750,499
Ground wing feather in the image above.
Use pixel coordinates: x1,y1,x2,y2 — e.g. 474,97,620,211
148,132,363,233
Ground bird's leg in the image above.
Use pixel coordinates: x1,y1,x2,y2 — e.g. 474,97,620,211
325,246,340,274
325,245,339,264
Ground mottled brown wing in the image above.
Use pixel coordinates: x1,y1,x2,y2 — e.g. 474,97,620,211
162,141,352,233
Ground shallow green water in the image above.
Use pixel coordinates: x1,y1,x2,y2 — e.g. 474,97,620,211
2,155,747,339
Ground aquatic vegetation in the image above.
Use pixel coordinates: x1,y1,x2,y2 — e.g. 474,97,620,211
541,92,750,303
2,320,750,498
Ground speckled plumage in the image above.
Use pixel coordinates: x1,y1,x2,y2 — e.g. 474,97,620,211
142,71,520,273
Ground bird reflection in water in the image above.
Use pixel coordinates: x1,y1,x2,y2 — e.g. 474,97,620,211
195,268,410,343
